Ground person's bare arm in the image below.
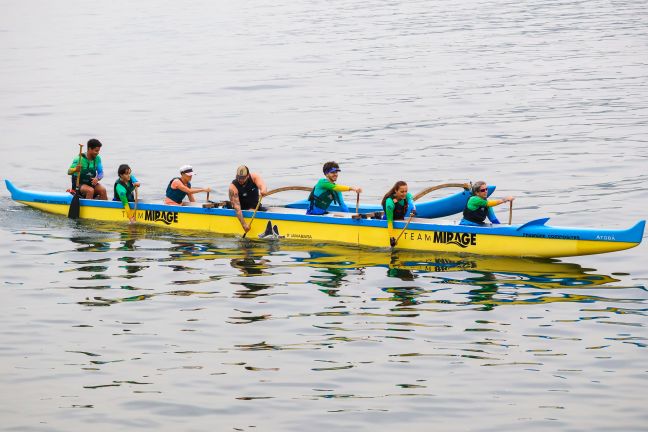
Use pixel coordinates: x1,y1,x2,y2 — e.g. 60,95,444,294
229,184,250,232
251,173,267,196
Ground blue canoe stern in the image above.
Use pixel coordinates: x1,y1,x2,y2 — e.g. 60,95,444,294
5,179,73,204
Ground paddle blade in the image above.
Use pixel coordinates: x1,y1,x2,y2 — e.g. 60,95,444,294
68,194,80,219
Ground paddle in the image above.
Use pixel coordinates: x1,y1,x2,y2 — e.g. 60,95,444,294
131,186,138,223
392,212,415,248
356,191,360,214
265,186,312,195
67,143,83,219
508,200,513,225
242,197,263,238
413,183,470,201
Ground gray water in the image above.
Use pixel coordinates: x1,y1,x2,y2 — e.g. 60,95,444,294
1,0,647,430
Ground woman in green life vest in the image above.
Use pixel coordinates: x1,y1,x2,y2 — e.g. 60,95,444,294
460,181,514,226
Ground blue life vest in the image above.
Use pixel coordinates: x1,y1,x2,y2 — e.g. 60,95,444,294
166,177,190,204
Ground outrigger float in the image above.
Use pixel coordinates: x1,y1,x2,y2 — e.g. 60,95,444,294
5,180,645,258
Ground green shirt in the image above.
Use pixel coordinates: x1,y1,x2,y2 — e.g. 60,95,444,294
309,178,351,212
466,195,489,211
115,182,132,207
69,154,103,186
384,192,414,223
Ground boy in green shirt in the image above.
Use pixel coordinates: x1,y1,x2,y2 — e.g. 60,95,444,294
306,161,362,215
67,138,107,199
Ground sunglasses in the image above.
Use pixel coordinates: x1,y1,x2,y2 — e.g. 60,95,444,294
478,188,487,192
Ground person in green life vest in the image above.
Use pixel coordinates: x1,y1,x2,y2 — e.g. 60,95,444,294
460,181,514,226
113,164,141,223
67,138,107,199
306,161,362,215
381,180,417,247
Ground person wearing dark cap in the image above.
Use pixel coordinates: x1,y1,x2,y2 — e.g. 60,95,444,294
228,165,268,232
164,165,211,206
67,138,107,200
306,161,362,215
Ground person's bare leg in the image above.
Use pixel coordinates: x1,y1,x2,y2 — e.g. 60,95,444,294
94,183,108,200
80,184,94,199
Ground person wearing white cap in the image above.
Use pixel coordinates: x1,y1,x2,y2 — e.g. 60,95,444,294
164,165,211,205
228,165,267,232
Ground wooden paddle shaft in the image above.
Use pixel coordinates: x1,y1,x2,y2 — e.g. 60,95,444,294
394,213,415,245
134,187,138,220
242,196,263,238
508,201,513,225
413,183,470,201
265,186,312,196
75,143,83,189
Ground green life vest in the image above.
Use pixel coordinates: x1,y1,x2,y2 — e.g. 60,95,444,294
73,154,99,187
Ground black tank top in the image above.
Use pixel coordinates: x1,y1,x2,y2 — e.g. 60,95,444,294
232,177,259,210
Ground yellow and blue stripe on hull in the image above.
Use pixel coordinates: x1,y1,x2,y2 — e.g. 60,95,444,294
15,198,643,259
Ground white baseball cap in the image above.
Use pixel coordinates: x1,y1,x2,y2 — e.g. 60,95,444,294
179,165,195,176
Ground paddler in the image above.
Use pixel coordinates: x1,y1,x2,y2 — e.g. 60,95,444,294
460,181,514,226
67,138,107,199
164,165,211,206
113,164,140,223
228,165,268,233
306,161,362,215
381,181,417,247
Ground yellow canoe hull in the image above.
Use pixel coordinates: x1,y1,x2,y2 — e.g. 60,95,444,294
15,198,643,259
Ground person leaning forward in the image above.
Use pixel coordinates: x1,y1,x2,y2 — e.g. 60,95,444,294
460,181,514,226
67,138,107,200
113,164,140,223
381,180,417,247
228,165,268,233
306,161,362,215
164,165,211,206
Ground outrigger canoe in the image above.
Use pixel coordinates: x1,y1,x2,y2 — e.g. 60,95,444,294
5,180,644,258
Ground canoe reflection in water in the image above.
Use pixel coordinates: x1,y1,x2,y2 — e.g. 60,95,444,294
295,247,620,311
61,224,619,309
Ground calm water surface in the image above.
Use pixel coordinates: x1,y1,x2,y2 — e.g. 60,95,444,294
1,0,647,430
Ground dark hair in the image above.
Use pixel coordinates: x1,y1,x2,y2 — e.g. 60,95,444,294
322,161,339,174
381,181,408,208
118,164,131,176
87,138,102,149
